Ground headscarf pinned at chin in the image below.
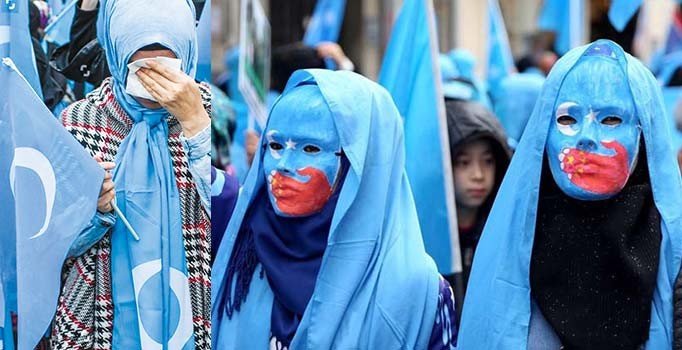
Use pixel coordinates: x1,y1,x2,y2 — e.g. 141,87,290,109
97,0,198,122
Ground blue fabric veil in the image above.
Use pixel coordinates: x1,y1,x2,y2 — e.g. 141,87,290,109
212,69,441,349
457,40,682,349
96,1,199,348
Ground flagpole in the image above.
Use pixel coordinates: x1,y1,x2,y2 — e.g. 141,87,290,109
425,0,465,316
112,201,140,241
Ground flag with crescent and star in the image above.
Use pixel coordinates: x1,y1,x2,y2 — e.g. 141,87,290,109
0,57,103,350
378,0,461,278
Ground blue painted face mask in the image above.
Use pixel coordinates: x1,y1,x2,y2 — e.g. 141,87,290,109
262,84,342,217
546,44,641,200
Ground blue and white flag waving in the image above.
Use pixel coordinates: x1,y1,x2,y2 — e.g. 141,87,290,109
0,58,103,350
44,0,78,46
537,0,585,55
1,0,43,99
378,0,460,275
487,0,515,96
303,0,346,45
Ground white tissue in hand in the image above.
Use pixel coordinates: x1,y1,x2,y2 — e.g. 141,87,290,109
125,57,182,102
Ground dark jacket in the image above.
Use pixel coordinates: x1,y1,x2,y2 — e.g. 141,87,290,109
444,98,511,286
50,6,110,88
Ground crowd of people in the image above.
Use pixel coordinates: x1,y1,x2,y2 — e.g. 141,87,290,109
4,0,682,349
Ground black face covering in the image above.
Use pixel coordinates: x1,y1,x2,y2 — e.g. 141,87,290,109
531,149,662,350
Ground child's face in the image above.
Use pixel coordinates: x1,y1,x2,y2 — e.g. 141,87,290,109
453,139,496,210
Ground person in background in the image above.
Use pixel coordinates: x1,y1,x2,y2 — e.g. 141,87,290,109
212,69,458,350
211,84,237,172
29,0,68,111
50,0,109,92
444,99,510,290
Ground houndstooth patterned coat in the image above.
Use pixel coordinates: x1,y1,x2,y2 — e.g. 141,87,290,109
49,78,211,350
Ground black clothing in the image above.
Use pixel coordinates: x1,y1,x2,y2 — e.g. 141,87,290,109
50,6,110,88
531,152,662,350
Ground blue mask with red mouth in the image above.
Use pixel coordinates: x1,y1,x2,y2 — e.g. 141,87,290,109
262,84,342,217
546,43,641,200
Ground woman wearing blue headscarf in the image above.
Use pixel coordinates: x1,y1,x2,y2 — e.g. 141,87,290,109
211,69,458,349
51,0,211,348
458,40,682,349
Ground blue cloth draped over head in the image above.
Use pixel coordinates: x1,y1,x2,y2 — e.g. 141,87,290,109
96,1,199,348
97,0,198,121
457,40,682,349
212,69,441,349
492,72,545,149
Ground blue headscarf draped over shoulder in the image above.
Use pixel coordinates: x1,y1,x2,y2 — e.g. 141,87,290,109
212,69,441,349
95,1,200,348
458,40,682,349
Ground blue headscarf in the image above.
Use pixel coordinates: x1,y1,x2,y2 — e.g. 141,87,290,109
492,72,545,149
212,69,441,349
96,1,199,348
457,40,682,349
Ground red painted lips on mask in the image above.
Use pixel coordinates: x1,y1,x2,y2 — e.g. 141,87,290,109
270,167,333,216
560,140,630,195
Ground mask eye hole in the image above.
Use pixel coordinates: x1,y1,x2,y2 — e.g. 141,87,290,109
601,116,622,126
303,145,321,154
557,115,577,125
269,142,284,151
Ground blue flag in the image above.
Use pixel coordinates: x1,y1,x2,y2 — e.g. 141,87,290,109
1,0,43,99
196,0,211,82
487,0,515,95
537,0,584,55
303,0,346,45
378,0,460,275
44,0,77,46
0,58,103,350
608,0,642,32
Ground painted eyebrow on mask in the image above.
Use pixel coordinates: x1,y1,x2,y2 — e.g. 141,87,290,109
556,102,578,117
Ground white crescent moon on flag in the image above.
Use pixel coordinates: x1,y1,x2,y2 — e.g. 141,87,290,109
132,260,194,350
9,147,56,239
